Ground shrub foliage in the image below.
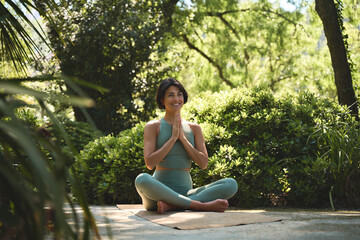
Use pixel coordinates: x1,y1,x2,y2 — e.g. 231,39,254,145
184,88,359,208
46,118,103,157
77,87,360,208
76,122,150,204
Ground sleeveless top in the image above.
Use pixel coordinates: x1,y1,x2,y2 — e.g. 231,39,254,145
153,118,195,194
155,118,195,170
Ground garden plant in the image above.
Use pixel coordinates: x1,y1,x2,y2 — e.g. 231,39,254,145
77,87,360,209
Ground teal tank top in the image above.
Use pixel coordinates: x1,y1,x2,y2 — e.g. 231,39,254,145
153,118,195,194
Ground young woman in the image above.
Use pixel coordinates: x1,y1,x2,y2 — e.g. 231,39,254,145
135,78,238,214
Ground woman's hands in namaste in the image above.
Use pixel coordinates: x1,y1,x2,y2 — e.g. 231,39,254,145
171,113,185,141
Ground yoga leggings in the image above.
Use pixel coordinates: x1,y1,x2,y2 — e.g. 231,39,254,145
135,172,238,211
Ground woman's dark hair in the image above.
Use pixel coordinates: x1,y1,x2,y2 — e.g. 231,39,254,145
156,78,188,109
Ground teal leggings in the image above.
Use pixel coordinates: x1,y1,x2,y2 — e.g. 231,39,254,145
135,173,238,211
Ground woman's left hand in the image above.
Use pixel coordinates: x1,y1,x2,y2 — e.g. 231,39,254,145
177,114,187,142
179,124,185,141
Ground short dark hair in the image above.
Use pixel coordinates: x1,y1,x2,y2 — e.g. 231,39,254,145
156,78,188,109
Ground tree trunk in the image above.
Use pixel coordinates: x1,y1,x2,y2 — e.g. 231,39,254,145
315,0,358,117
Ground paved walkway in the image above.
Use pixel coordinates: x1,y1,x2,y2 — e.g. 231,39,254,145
70,206,360,240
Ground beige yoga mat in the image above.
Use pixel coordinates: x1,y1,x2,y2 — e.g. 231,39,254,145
116,204,282,230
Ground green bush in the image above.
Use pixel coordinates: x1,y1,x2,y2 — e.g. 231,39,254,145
1,102,100,238
9,112,102,167
46,118,103,158
184,87,358,208
308,115,360,208
76,122,150,204
77,87,360,208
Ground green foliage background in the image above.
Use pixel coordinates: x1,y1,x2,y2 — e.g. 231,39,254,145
1,1,360,238
25,0,358,134
167,0,339,96
76,122,149,204
47,0,177,134
76,88,360,208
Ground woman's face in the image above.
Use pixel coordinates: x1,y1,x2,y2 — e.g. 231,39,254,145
162,86,184,111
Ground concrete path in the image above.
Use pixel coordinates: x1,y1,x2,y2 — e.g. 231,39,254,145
72,206,360,240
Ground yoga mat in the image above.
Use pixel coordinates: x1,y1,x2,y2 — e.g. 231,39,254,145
116,204,282,230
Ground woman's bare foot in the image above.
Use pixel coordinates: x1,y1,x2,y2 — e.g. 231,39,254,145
189,199,229,212
157,201,182,214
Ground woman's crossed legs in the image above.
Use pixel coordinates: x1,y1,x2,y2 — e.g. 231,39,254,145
135,173,238,213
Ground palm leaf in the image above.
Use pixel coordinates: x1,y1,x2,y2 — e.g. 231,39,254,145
0,82,95,107
0,0,64,72
0,97,100,239
0,1,102,239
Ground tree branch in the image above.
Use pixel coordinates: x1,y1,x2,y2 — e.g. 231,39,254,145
206,10,250,39
205,8,309,37
269,75,291,90
181,34,234,88
218,15,240,39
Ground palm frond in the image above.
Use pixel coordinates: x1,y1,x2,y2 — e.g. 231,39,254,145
0,0,62,73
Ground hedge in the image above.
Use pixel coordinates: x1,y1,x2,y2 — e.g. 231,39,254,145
76,87,360,208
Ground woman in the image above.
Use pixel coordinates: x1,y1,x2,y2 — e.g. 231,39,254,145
135,78,238,214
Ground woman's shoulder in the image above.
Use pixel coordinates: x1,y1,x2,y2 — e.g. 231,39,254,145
144,119,161,136
185,121,202,133
145,119,161,128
